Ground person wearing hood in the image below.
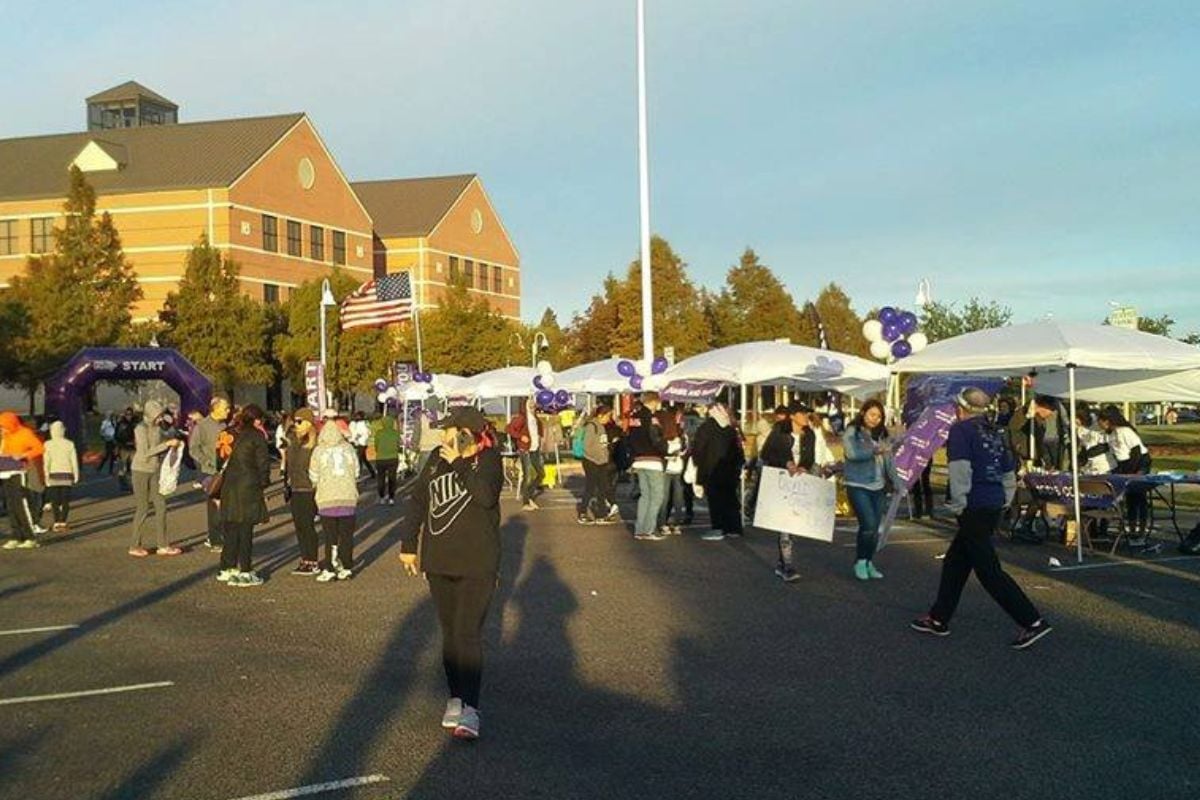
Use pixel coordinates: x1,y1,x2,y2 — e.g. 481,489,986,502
690,403,745,542
399,406,504,741
0,411,45,549
128,400,185,557
189,396,231,551
216,405,272,587
42,421,80,533
370,413,401,505
309,419,360,582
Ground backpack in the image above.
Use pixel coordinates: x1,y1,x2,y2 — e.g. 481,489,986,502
612,438,633,472
571,423,588,459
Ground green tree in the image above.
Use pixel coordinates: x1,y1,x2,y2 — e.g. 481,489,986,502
920,297,1013,343
1180,331,1200,346
418,277,526,375
812,283,869,357
561,275,623,367
6,167,142,406
609,236,712,360
710,247,810,346
1136,314,1174,337
275,270,400,399
157,237,273,397
0,296,29,387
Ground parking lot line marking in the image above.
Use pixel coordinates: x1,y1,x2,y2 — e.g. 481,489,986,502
0,681,174,706
1049,555,1200,573
0,624,80,637
228,774,391,800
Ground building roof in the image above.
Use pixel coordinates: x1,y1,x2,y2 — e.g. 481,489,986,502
86,80,178,108
351,174,476,238
0,113,304,202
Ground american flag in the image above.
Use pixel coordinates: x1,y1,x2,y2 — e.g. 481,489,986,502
340,272,414,331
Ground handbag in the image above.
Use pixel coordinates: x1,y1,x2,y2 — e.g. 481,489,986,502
204,468,226,500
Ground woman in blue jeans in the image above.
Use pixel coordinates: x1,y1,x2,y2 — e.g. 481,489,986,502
842,399,892,581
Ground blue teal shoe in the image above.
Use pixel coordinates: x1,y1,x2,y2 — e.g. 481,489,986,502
854,560,870,581
867,561,884,580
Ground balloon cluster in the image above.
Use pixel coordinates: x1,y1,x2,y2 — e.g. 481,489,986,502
615,356,669,391
531,360,571,412
862,306,928,361
375,371,434,405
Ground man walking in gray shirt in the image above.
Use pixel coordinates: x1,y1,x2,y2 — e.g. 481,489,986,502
189,396,230,550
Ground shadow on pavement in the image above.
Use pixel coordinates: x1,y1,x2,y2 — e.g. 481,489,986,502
94,735,195,800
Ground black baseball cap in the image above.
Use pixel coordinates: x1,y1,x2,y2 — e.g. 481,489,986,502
787,400,812,415
436,406,489,434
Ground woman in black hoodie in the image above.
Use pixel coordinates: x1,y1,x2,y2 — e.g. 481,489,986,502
400,406,503,742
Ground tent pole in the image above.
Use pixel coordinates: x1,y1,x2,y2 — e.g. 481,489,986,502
1069,365,1083,563
740,382,748,516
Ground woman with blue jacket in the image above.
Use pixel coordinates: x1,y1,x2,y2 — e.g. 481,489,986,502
842,400,892,581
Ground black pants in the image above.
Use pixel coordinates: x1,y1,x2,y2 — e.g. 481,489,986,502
705,476,743,534
1125,486,1150,532
205,492,223,547
599,461,617,509
320,514,355,570
581,459,605,518
46,485,71,524
221,521,256,573
98,440,118,473
427,573,496,709
682,481,695,521
375,460,397,500
3,475,33,541
290,491,319,562
930,508,1040,628
910,463,934,517
356,446,376,479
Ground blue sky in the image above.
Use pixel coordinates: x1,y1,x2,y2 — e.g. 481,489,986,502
5,1,1199,334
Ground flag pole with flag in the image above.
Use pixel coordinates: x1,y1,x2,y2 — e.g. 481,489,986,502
339,271,422,370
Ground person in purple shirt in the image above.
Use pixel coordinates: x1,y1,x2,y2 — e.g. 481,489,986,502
910,387,1052,650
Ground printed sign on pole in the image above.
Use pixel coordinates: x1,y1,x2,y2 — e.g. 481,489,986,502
304,360,326,414
753,467,836,542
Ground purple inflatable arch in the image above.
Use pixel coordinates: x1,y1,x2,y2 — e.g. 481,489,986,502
44,348,213,445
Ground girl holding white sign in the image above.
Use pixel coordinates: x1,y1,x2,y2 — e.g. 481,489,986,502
842,400,892,581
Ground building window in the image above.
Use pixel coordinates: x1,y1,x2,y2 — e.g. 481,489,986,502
332,230,346,265
492,265,503,294
0,220,16,256
262,215,278,252
286,220,301,256
263,283,279,305
463,259,474,287
30,218,53,254
449,256,459,281
477,261,489,291
310,226,324,261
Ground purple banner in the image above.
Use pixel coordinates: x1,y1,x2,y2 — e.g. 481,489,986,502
902,375,1005,426
661,379,724,404
304,361,326,414
893,403,957,488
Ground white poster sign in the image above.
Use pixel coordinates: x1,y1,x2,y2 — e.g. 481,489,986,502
753,467,836,542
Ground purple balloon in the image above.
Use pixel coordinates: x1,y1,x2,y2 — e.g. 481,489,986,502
617,359,636,378
882,323,903,342
629,375,643,391
899,311,919,335
891,339,913,359
554,389,570,405
879,306,899,325
532,375,545,391
651,356,669,375
536,389,555,407
374,378,388,392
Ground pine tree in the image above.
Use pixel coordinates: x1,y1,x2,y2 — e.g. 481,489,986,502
561,275,623,366
812,283,869,357
158,237,273,397
610,236,712,360
418,276,526,375
710,247,808,346
6,167,142,405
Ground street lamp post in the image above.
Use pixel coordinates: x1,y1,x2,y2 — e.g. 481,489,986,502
319,279,336,413
531,331,549,368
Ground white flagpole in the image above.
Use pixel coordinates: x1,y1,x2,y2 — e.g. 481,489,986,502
636,0,654,364
414,302,425,373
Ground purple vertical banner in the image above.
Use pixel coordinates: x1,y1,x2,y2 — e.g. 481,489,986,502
401,400,422,450
304,361,326,414
394,361,414,388
893,403,958,488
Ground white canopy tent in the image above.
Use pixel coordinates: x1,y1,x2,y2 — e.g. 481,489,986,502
895,321,1200,562
1035,369,1200,403
399,374,469,402
555,359,633,394
457,366,538,400
653,341,890,398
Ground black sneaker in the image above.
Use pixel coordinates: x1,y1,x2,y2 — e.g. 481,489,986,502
291,562,320,576
910,615,950,637
774,566,800,583
1010,619,1052,650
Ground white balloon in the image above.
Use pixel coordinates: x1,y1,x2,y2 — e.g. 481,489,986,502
635,359,651,377
537,359,553,376
862,319,884,343
870,340,891,360
377,392,389,404
541,373,555,388
908,332,928,353
385,386,399,399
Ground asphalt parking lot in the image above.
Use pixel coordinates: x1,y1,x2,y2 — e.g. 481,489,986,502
1,473,1198,800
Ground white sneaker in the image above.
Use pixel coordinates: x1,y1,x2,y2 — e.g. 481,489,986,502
2,540,20,550
387,497,395,506
453,705,480,740
316,570,338,583
700,530,726,542
336,568,353,581
15,539,40,549
32,525,47,535
442,698,464,729
216,568,237,583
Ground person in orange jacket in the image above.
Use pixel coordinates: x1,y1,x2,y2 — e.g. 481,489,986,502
1,412,46,549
